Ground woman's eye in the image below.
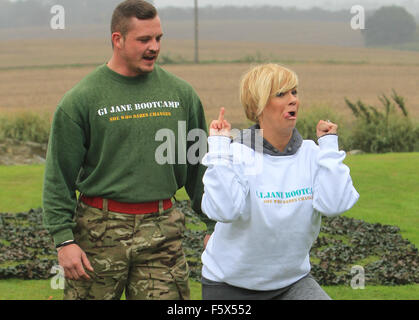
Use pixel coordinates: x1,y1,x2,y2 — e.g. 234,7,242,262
292,90,298,96
276,92,285,97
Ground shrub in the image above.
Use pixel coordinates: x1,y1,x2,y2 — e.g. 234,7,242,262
0,112,51,144
344,90,419,153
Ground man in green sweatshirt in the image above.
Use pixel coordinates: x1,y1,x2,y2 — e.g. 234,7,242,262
42,0,214,300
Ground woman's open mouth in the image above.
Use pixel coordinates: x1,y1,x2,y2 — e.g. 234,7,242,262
285,111,297,120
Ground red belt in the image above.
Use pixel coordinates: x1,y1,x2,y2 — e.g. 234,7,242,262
80,195,173,214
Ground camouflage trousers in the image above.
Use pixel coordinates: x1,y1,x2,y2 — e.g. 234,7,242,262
64,199,190,300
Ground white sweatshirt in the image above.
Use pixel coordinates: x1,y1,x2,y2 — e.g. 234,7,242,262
201,134,360,290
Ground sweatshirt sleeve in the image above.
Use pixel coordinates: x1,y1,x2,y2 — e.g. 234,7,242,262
42,108,87,246
201,136,249,223
312,135,360,216
184,92,216,233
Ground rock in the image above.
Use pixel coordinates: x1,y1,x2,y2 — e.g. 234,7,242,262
0,139,47,165
33,155,46,164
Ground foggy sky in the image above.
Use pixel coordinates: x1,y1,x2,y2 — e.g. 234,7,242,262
154,0,419,15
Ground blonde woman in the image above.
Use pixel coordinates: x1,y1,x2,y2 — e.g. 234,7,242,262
200,64,359,300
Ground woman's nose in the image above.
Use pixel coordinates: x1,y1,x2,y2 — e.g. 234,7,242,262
288,93,298,104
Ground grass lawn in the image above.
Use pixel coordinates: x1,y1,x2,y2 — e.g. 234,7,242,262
324,284,419,300
0,152,418,300
0,278,203,300
1,278,417,300
343,153,419,247
0,164,45,212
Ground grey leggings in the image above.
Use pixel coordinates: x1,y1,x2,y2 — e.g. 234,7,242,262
201,274,331,300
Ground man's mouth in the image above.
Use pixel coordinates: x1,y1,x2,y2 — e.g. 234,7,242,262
143,56,156,61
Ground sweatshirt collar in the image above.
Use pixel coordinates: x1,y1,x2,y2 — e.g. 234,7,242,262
234,124,303,156
101,63,155,84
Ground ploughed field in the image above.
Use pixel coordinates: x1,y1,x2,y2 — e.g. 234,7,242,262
1,38,418,127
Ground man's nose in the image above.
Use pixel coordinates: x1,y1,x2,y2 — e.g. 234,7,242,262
149,39,160,52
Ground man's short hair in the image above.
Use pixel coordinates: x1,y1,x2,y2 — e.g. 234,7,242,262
111,0,157,37
240,64,299,123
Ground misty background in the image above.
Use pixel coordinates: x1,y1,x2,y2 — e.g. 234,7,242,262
0,0,418,48
155,0,419,14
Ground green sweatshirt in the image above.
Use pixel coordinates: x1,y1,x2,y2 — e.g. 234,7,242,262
43,64,215,246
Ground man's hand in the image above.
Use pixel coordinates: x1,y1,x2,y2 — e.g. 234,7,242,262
58,244,94,280
316,120,338,138
209,107,231,137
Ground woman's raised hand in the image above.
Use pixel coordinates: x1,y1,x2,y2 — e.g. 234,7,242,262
209,107,231,137
316,120,338,138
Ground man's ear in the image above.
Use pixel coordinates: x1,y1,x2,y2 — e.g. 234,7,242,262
111,32,124,50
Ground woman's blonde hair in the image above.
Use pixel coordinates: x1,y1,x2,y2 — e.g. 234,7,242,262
240,63,299,122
